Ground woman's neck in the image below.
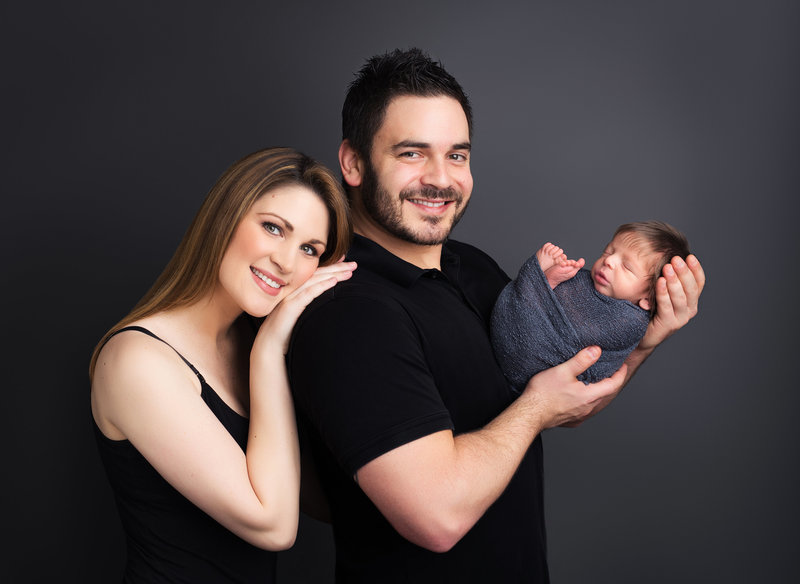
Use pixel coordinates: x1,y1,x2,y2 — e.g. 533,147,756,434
166,292,243,349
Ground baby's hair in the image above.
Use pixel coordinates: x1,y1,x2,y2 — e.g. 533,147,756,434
613,220,691,317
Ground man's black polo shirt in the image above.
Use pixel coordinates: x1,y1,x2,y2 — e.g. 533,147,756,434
288,234,548,583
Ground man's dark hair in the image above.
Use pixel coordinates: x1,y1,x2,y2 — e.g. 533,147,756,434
342,48,473,160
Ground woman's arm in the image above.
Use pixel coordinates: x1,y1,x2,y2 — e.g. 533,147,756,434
91,261,355,550
93,332,298,549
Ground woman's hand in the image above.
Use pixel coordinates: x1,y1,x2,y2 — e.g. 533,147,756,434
255,259,357,355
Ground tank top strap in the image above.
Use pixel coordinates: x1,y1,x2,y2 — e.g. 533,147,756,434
110,325,207,385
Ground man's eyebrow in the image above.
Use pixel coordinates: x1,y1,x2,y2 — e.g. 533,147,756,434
391,140,471,151
392,140,430,150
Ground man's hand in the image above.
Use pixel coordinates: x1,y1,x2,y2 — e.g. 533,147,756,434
639,254,705,351
523,346,628,429
619,254,705,386
355,347,625,552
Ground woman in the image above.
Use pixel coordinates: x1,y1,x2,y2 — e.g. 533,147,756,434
89,147,354,583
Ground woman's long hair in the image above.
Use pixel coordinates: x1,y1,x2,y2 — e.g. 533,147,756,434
89,147,352,379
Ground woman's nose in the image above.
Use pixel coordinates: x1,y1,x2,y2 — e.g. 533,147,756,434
270,245,295,274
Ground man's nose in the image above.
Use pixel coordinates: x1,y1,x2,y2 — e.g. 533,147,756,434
420,158,453,190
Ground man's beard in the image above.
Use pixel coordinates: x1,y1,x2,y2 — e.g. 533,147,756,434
360,161,469,246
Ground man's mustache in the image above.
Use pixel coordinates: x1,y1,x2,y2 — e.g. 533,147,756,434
399,186,462,203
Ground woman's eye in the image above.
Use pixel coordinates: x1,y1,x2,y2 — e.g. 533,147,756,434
263,222,281,235
300,244,319,257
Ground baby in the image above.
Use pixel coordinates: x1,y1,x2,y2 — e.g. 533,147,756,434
490,220,691,391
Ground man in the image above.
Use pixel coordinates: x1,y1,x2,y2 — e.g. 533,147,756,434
288,48,704,582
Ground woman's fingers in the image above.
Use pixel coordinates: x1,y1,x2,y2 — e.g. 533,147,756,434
257,262,357,353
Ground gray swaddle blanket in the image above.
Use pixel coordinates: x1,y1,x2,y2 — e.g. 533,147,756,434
491,254,650,391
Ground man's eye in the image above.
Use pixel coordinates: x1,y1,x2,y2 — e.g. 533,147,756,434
399,151,420,158
450,153,468,161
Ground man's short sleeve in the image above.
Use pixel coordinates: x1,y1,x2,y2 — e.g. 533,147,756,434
288,293,453,476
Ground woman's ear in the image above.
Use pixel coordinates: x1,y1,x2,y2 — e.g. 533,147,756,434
339,140,364,188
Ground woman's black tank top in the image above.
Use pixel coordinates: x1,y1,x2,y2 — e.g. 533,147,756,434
93,326,276,583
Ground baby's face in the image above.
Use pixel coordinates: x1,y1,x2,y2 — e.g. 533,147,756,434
590,233,657,310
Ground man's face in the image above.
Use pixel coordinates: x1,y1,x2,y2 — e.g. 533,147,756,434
359,95,473,246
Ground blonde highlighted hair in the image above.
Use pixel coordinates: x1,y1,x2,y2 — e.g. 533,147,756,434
89,147,351,378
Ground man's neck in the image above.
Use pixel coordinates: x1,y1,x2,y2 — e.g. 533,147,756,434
352,209,443,270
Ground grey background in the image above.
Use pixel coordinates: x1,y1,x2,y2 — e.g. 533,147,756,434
4,1,798,582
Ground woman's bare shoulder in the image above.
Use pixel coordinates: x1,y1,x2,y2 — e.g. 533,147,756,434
91,319,201,438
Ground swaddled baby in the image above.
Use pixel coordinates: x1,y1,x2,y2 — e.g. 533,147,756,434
490,221,690,391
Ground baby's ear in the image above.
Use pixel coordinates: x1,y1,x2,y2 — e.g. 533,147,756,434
638,298,651,311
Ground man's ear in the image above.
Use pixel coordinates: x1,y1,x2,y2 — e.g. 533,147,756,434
638,297,651,311
339,140,364,188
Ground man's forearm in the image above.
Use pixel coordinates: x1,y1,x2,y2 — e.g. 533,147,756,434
357,347,625,551
622,343,655,386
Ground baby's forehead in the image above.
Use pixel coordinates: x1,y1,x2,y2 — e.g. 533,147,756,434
612,232,662,265
613,231,648,252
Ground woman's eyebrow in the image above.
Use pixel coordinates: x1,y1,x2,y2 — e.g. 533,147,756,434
259,212,293,232
259,212,326,247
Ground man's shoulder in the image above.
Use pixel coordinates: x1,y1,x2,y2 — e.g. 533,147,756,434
445,238,494,261
289,270,419,366
328,262,403,300
445,239,509,280
294,272,409,328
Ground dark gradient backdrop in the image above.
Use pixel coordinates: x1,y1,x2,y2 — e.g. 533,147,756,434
4,1,798,582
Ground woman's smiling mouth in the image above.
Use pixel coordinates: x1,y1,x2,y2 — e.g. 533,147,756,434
251,267,285,295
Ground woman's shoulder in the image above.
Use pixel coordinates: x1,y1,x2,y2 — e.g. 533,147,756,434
98,317,167,362
92,318,203,438
94,317,198,393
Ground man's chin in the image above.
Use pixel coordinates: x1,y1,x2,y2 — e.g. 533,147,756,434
403,229,452,246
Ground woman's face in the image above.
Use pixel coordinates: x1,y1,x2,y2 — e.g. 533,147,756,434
217,183,329,317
